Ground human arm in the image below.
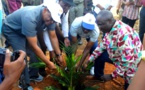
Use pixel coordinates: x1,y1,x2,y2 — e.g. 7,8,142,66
48,30,65,67
0,49,26,90
26,36,56,69
127,60,145,90
96,4,105,10
116,0,123,14
106,5,112,11
92,0,105,10
77,41,95,70
61,11,71,46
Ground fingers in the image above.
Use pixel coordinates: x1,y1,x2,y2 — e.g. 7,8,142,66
4,49,11,64
14,50,26,70
18,50,26,60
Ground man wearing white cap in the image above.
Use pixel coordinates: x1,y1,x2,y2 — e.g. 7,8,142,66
2,3,64,90
65,13,100,71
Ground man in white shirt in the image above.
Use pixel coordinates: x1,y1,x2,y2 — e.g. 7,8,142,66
64,13,100,71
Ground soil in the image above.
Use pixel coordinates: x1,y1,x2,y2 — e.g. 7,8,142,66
11,16,139,90
11,39,125,90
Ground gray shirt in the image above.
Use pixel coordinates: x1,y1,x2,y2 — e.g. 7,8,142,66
4,5,56,37
70,16,100,42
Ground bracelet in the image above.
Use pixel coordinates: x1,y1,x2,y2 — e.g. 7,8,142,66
56,53,62,57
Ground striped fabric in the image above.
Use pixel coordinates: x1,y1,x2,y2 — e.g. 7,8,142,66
122,0,142,20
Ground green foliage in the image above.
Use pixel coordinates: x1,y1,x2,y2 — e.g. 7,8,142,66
30,62,46,68
84,86,99,90
30,42,98,90
44,86,59,90
50,54,83,90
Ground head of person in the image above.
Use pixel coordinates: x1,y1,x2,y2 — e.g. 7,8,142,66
82,13,96,34
42,3,63,25
96,10,116,33
59,0,74,13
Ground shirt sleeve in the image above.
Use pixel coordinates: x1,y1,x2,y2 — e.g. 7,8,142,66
46,23,56,31
89,42,105,62
62,11,69,37
22,16,37,37
70,18,80,37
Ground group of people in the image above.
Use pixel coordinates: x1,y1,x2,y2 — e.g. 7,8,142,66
0,0,145,90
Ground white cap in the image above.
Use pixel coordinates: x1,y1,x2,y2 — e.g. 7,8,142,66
42,2,63,23
82,13,96,30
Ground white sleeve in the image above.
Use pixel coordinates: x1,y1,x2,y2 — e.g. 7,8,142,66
92,0,100,5
62,10,69,37
70,18,80,37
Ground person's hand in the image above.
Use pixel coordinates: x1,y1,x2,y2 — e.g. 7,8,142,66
82,60,90,71
64,38,70,47
3,49,26,84
116,9,119,14
57,55,66,67
100,7,105,10
101,74,113,81
46,61,56,70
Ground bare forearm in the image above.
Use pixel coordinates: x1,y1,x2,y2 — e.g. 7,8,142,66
32,45,49,64
78,49,90,67
107,6,112,11
0,78,13,90
96,4,105,10
50,36,61,55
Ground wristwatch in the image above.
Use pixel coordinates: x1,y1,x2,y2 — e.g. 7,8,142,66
56,53,62,57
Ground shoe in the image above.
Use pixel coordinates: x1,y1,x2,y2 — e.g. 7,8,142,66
18,84,33,90
39,68,47,77
90,66,94,75
30,74,43,82
27,86,33,90
78,40,83,45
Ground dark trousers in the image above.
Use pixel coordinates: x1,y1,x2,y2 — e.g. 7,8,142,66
2,24,39,85
122,16,136,28
94,50,129,90
94,50,113,77
139,6,145,43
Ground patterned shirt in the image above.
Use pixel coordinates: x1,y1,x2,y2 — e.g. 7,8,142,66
122,0,142,20
89,20,143,83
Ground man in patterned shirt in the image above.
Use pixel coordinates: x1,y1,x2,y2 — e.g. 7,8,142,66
85,10,143,90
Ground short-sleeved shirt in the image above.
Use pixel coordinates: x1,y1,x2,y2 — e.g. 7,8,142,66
4,5,56,37
70,16,100,42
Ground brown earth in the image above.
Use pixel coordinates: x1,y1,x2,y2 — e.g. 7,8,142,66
12,39,125,90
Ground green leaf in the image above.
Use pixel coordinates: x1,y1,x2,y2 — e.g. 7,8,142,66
50,74,69,87
84,86,99,90
30,62,46,68
44,86,59,90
